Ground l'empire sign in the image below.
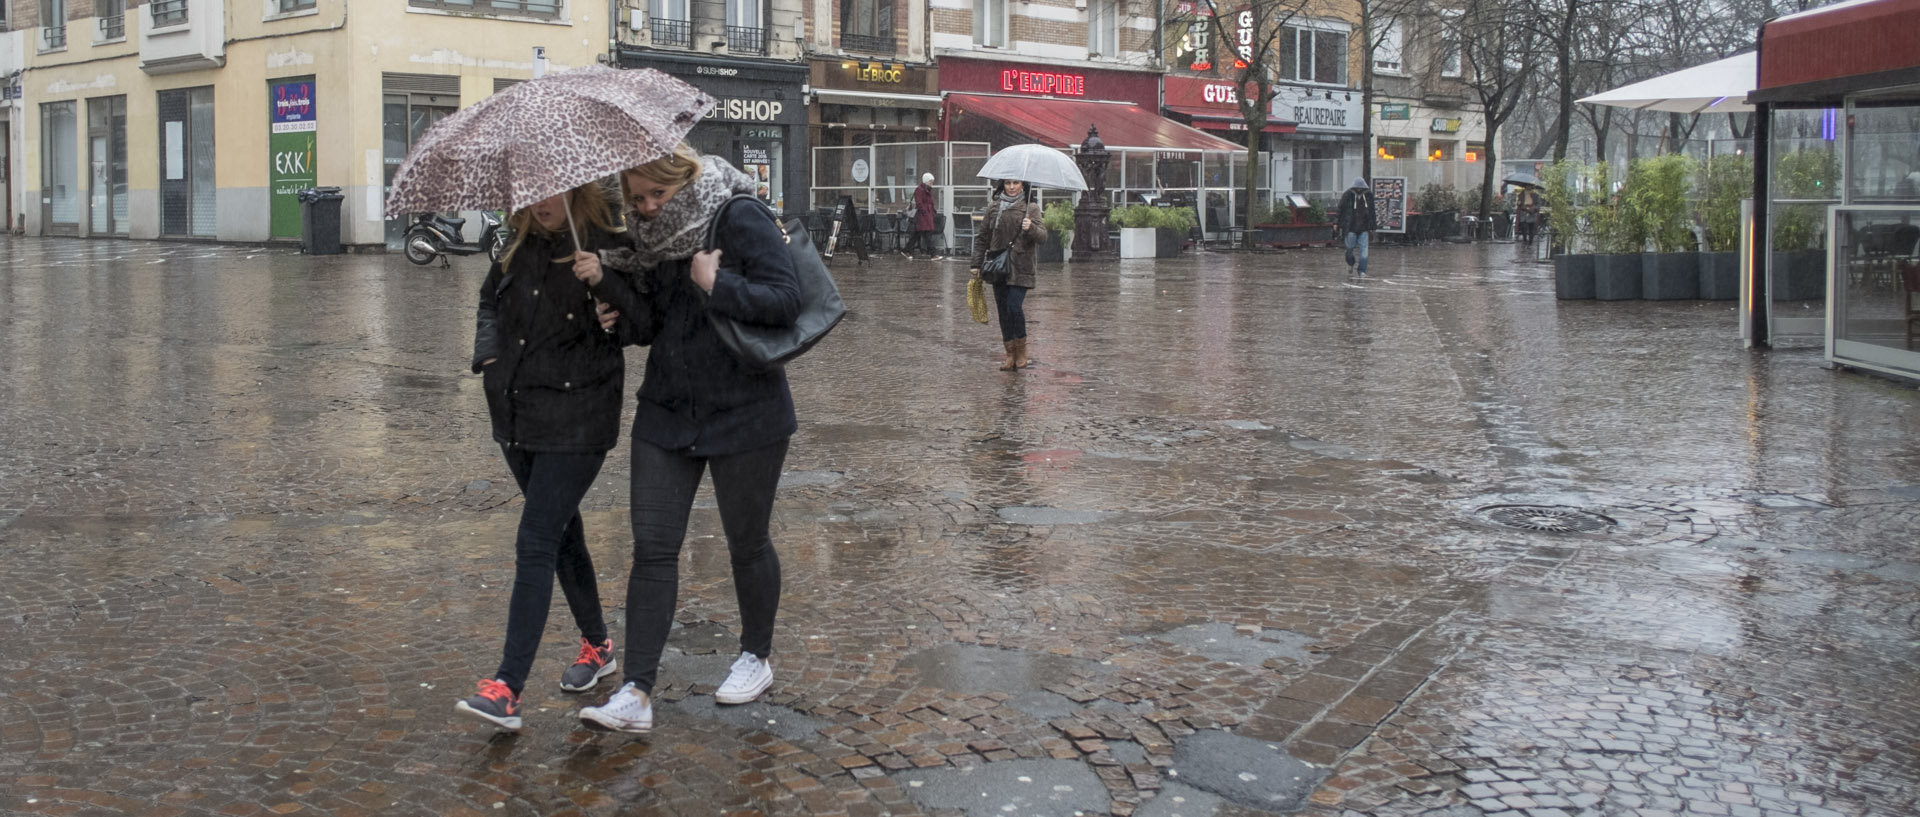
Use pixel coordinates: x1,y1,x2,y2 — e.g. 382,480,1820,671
1000,69,1086,96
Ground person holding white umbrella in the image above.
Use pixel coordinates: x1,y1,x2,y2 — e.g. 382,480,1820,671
970,178,1048,371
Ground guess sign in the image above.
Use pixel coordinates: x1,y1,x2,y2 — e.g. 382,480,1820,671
1201,83,1239,104
1000,69,1086,96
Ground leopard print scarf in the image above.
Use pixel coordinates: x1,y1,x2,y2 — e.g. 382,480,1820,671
611,155,757,271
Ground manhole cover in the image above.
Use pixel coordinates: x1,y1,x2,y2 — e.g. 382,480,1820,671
1476,504,1615,533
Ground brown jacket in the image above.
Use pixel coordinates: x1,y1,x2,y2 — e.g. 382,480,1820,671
970,198,1048,289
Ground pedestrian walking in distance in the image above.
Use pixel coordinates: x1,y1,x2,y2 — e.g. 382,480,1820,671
902,172,943,260
1337,177,1377,276
1513,185,1541,246
576,143,801,734
456,182,638,731
970,179,1047,371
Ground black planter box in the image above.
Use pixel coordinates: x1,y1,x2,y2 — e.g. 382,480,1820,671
1641,252,1701,300
1555,253,1596,300
1036,234,1066,263
1771,249,1825,301
1698,252,1740,300
1156,228,1184,257
1594,253,1644,300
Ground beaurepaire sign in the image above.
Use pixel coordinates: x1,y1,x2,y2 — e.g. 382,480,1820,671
1271,87,1362,134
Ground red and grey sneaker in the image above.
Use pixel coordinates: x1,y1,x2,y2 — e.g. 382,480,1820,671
455,678,522,730
559,637,617,693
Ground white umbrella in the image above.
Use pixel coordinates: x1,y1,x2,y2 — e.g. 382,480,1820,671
975,143,1089,191
1579,52,1757,114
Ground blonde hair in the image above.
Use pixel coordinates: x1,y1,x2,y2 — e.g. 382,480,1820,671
621,142,702,207
500,180,622,270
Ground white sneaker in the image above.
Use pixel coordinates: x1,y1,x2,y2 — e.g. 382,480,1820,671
579,682,653,733
715,651,772,705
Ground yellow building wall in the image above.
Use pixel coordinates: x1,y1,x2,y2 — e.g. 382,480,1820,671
19,1,609,245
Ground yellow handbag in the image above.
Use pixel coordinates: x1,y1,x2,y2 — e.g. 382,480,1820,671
967,277,990,324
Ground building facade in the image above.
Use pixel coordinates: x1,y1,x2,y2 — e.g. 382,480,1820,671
1367,3,1490,194
5,1,609,246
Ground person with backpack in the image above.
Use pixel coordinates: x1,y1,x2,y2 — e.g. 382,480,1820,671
1337,177,1377,276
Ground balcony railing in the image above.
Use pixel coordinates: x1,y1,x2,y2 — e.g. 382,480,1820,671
151,0,189,27
99,14,126,40
41,25,67,50
726,25,766,55
651,18,691,47
840,32,896,54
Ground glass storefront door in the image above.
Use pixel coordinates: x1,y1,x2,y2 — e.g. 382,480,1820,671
382,92,455,248
158,87,215,238
88,95,128,236
41,101,78,235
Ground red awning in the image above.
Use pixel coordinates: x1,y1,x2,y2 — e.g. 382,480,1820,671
1164,105,1296,134
1754,0,1920,102
945,93,1245,152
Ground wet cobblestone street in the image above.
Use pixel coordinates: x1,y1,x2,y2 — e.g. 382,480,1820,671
2,235,1916,817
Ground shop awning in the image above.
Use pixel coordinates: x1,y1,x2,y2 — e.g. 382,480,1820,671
1580,52,1756,114
945,93,1245,152
1164,105,1296,134
1752,0,1920,103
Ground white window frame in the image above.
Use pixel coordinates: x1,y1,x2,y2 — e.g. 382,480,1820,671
727,0,760,30
1281,19,1349,86
1373,18,1403,75
651,0,687,21
1439,10,1462,78
975,0,1008,48
1088,0,1118,57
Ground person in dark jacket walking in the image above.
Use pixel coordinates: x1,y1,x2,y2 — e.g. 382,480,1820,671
901,173,942,260
455,182,638,731
1337,177,1377,276
970,179,1047,371
575,144,801,734
824,194,869,264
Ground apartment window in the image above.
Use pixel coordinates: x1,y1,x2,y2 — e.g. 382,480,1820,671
1279,24,1347,85
151,0,189,26
1088,0,1118,57
974,0,1007,48
1439,11,1461,77
97,0,126,40
840,0,895,54
1373,19,1402,74
726,0,764,55
40,0,68,50
650,0,690,47
277,0,317,11
408,0,561,18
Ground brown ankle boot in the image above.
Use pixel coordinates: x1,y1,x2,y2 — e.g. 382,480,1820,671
1012,337,1029,369
999,340,1017,371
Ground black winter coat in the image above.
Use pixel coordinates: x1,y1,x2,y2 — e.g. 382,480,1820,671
1337,187,1377,234
472,227,637,454
614,198,801,457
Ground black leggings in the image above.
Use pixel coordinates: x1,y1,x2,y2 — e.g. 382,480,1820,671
494,447,609,694
620,437,790,693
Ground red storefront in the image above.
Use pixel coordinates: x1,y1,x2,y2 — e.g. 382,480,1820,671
1161,76,1296,143
937,57,1237,153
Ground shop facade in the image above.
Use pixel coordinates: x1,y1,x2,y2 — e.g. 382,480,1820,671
806,58,940,147
617,48,809,216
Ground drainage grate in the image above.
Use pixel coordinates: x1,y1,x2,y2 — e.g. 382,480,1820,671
1476,504,1616,533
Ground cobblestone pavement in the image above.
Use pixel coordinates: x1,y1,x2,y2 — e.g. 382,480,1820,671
2,235,1916,817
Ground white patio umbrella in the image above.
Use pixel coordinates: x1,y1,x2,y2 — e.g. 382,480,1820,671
975,144,1089,191
1578,52,1757,114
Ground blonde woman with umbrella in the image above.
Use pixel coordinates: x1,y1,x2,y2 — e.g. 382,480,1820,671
454,181,642,730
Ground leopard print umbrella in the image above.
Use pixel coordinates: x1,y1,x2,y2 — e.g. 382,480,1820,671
383,64,713,218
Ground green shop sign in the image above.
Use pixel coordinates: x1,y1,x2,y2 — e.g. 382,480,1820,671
269,79,318,239
1379,103,1410,121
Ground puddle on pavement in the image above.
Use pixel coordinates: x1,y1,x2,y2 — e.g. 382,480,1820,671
1168,730,1326,812
1134,781,1227,817
893,758,1108,817
801,423,918,445
898,644,1107,696
660,696,831,744
996,506,1118,525
1006,690,1082,720
1130,622,1318,667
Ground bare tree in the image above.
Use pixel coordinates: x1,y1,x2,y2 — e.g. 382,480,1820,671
1353,0,1429,180
1162,0,1312,247
1452,0,1543,220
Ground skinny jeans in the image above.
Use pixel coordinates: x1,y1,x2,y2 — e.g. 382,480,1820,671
992,282,1028,341
494,447,609,695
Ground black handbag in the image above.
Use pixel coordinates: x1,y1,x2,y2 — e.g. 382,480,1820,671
702,194,846,371
979,247,1012,284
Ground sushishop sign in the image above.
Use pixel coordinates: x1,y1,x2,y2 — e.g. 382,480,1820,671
1272,90,1362,134
712,97,790,122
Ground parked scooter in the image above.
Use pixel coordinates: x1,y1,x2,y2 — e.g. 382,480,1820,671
403,211,509,266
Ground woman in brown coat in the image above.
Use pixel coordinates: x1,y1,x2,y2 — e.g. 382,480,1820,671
969,179,1047,370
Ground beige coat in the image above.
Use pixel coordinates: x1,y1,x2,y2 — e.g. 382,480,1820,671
970,198,1047,289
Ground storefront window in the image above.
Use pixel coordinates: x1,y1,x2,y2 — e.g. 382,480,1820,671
1377,137,1417,161
1429,141,1455,162
1849,103,1920,201
41,100,79,231
1465,142,1485,163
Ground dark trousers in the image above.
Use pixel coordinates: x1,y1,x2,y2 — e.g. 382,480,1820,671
992,282,1028,341
621,436,790,693
494,447,609,694
903,229,936,255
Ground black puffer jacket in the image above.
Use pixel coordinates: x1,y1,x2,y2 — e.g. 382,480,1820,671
612,198,800,457
472,227,638,454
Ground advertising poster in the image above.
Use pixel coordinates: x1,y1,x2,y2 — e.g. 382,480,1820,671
1373,176,1407,234
269,79,318,239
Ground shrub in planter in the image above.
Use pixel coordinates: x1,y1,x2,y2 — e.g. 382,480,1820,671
1038,200,1074,262
1416,182,1457,215
1699,153,1752,253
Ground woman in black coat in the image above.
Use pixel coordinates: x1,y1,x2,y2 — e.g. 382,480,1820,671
574,145,801,734
970,179,1047,371
455,182,638,731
